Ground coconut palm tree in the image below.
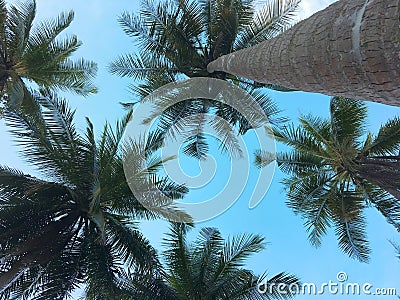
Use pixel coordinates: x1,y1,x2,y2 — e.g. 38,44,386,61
255,97,400,262
119,223,300,299
109,0,300,158
207,0,400,106
0,90,187,299
0,0,97,109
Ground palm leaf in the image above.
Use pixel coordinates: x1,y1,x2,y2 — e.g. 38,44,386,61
6,0,36,61
365,116,400,155
234,0,300,50
330,97,367,146
331,191,370,263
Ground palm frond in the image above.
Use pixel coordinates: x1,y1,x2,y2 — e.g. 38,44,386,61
361,184,400,232
4,89,82,182
284,172,334,215
6,0,36,61
18,239,85,300
331,191,370,263
191,227,223,293
299,114,336,153
163,223,193,295
254,149,276,169
234,0,300,50
115,269,178,300
365,116,400,155
27,10,74,47
109,52,177,79
257,272,300,299
330,97,367,146
106,214,159,271
273,123,329,159
30,58,97,96
276,151,322,174
83,228,124,300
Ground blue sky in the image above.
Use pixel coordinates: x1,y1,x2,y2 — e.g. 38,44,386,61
1,0,400,299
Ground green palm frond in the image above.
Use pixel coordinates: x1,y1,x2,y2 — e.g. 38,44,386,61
156,177,188,200
182,132,209,159
334,212,370,263
32,58,98,95
328,189,369,262
83,228,124,300
115,269,178,300
6,0,36,60
155,99,205,139
220,233,265,271
215,88,285,134
106,214,159,271
273,123,328,159
330,97,367,146
257,272,300,299
299,114,335,152
254,149,276,169
118,12,166,55
276,150,323,174
109,52,177,79
27,10,74,47
129,69,177,99
390,240,400,260
234,0,300,50
159,224,298,299
191,227,223,291
365,116,400,155
284,172,333,216
303,194,332,248
0,0,97,100
361,184,400,231
22,35,81,74
163,223,194,295
4,89,82,182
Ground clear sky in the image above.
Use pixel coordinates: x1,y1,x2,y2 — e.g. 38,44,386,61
1,0,400,299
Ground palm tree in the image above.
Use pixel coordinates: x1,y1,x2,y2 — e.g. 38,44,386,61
0,90,187,299
208,0,400,106
109,0,300,158
120,223,300,299
0,0,97,109
255,97,400,262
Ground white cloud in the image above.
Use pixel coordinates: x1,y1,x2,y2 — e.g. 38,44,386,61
297,0,339,20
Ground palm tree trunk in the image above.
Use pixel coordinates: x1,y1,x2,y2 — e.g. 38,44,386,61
358,158,400,199
207,0,400,106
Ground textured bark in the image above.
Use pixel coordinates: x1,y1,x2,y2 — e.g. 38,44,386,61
358,158,400,199
207,0,400,106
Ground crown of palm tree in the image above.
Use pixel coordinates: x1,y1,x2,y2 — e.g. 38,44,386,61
118,223,300,300
109,0,300,159
0,0,97,111
0,89,188,299
255,97,400,262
